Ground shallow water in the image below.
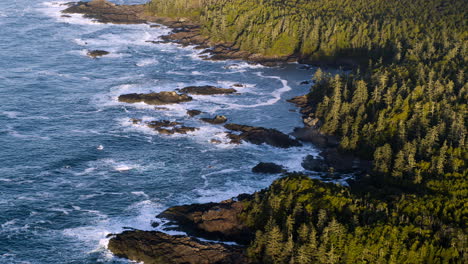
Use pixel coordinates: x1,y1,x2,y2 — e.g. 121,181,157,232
0,1,321,263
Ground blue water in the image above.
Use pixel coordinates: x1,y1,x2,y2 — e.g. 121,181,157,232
0,1,319,263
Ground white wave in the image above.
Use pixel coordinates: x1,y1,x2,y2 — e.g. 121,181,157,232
39,1,108,26
114,165,134,172
72,167,97,177
63,200,164,260
73,38,87,46
1,111,50,120
131,191,149,199
1,111,20,118
224,61,265,71
223,72,291,109
7,129,50,140
0,219,31,234
136,58,158,67
194,180,272,204
49,207,72,215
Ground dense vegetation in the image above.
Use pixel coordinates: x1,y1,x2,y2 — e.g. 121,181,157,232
241,175,466,263
146,0,467,262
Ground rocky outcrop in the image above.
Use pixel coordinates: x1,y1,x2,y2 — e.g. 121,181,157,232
62,0,296,66
108,230,247,264
180,86,237,95
187,109,203,117
200,115,228,125
158,198,252,244
224,123,302,148
118,91,192,105
252,162,285,174
301,155,329,172
147,120,198,135
87,50,109,58
132,119,198,135
62,0,146,24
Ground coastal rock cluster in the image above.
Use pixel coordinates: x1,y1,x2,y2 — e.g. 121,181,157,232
62,0,293,65
117,87,302,149
108,231,247,264
224,124,302,148
118,91,192,105
62,1,364,263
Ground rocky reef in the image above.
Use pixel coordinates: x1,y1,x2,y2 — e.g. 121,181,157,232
62,0,146,24
251,162,285,174
118,91,192,105
86,49,109,58
224,123,302,148
62,0,294,66
108,230,248,264
200,115,228,125
180,86,237,95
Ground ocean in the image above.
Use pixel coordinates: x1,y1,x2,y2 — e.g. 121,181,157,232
0,1,320,263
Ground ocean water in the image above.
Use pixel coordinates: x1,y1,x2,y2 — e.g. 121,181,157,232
0,1,320,263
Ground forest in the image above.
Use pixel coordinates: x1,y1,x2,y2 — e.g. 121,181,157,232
146,0,467,262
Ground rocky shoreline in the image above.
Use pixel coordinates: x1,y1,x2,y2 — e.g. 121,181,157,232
62,1,370,263
62,0,296,66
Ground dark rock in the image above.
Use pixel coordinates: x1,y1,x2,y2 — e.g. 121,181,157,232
298,65,312,70
292,127,338,148
173,126,198,134
61,15,71,18
301,155,328,172
87,50,109,58
158,199,252,245
108,230,247,264
146,120,181,129
224,123,302,148
187,109,202,117
149,24,160,28
118,91,192,105
154,107,170,111
180,86,237,95
143,120,198,135
252,162,285,174
232,83,244,88
302,149,371,174
130,118,142,124
300,80,311,85
287,95,309,108
62,0,146,24
210,139,222,144
200,115,228,125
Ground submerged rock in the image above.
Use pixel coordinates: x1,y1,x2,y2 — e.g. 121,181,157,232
87,50,109,58
145,120,198,135
210,139,222,144
301,155,328,172
200,115,228,125
180,85,237,95
252,162,285,174
118,91,192,105
158,198,252,244
108,230,247,264
224,123,302,148
187,109,203,117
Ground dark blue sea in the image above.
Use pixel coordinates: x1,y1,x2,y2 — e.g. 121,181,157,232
0,1,328,263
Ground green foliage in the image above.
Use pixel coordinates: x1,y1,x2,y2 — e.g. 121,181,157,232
145,0,467,263
242,175,467,263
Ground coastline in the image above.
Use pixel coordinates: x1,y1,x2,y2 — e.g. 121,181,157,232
61,1,367,263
